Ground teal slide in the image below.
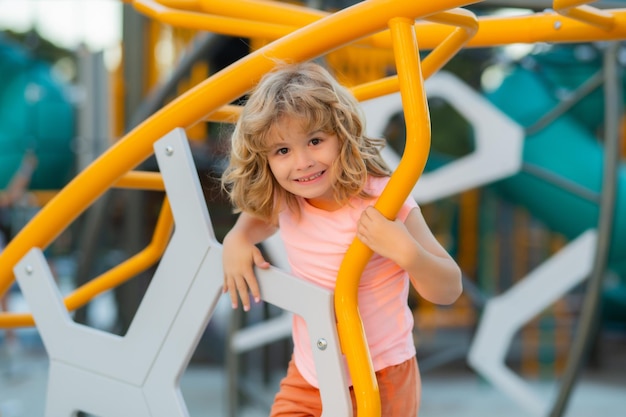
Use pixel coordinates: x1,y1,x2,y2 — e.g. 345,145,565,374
0,37,74,190
484,47,626,323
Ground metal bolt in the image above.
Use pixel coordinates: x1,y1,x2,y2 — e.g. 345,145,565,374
317,338,328,350
554,20,562,30
25,265,34,275
165,145,174,156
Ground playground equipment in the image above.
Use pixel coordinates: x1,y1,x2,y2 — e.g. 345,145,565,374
0,36,74,191
1,1,626,416
14,129,352,415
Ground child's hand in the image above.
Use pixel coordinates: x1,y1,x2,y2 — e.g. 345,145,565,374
222,233,269,312
357,206,414,264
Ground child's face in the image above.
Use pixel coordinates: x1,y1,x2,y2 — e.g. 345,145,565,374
266,115,341,211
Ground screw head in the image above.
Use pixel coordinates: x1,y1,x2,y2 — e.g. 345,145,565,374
316,338,328,350
25,265,34,275
165,145,174,156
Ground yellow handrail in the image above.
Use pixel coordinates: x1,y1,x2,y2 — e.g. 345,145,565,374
423,9,479,77
454,10,626,47
0,198,174,328
334,15,435,417
204,2,626,120
197,0,325,26
114,171,165,191
203,9,478,118
554,0,615,31
351,8,478,101
142,0,626,49
133,0,297,39
148,0,202,11
203,104,241,123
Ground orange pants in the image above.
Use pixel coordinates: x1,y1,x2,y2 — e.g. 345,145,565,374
269,357,421,416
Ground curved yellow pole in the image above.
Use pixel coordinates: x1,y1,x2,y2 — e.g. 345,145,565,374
554,0,615,31
114,171,165,191
197,0,325,26
141,0,626,50
150,0,202,11
394,10,626,50
334,16,431,417
203,9,478,117
64,198,173,312
351,8,478,102
203,4,476,127
133,0,298,39
456,10,626,47
143,0,479,50
423,9,479,78
0,198,174,328
203,104,241,123
138,1,626,51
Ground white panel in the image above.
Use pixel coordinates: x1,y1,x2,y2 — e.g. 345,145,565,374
467,230,597,416
361,71,524,204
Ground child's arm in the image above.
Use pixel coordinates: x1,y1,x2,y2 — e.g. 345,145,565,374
222,212,277,311
0,151,37,207
357,206,462,305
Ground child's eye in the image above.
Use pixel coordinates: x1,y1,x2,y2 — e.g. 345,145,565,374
310,138,321,146
276,147,289,155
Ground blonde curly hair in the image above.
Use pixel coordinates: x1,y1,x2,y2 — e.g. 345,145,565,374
221,61,390,224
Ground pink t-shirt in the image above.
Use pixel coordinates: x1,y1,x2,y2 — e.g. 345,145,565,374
277,176,418,388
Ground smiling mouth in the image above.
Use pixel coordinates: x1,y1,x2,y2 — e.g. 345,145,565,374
296,171,324,182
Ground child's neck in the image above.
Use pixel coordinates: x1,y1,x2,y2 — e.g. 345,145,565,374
305,197,343,212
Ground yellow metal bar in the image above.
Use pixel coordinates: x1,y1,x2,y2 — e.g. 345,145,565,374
0,311,34,329
371,10,626,50
31,190,58,206
422,9,479,78
143,0,472,51
133,0,298,39
417,9,626,48
335,16,431,417
63,198,173,312
554,0,615,31
351,76,400,103
203,104,241,123
137,1,626,53
350,8,478,102
113,171,165,191
0,198,174,329
148,0,626,50
153,0,202,11
197,0,325,26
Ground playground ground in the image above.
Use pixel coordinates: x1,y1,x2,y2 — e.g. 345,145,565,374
0,327,624,417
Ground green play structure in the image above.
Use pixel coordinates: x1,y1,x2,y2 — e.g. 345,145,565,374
0,36,75,190
486,45,626,324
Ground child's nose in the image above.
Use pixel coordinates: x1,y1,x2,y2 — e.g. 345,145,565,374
295,150,314,169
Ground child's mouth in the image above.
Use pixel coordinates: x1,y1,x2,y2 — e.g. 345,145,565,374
296,171,324,182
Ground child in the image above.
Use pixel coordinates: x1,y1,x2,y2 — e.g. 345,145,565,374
221,62,462,416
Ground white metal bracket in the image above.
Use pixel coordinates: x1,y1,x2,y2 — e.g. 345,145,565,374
14,128,351,416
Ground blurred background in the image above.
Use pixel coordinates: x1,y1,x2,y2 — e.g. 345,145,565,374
0,1,624,416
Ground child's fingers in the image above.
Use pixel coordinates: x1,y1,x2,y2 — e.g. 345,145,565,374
247,249,266,304
224,275,240,310
247,272,261,306
232,275,251,312
223,250,264,312
252,247,270,269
